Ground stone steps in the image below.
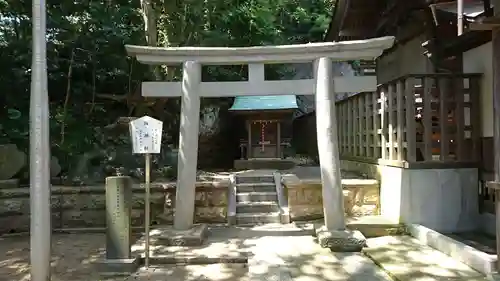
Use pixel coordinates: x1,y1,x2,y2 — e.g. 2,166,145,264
236,201,280,213
0,179,20,189
236,212,281,225
235,175,274,184
235,182,275,193
231,171,284,226
236,191,278,202
145,254,248,265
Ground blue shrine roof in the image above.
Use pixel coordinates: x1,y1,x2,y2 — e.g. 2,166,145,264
229,95,299,111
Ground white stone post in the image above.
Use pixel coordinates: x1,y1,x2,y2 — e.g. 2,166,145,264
31,0,52,279
315,57,345,230
174,61,201,230
314,57,365,251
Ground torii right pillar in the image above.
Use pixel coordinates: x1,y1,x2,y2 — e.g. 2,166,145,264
314,57,366,251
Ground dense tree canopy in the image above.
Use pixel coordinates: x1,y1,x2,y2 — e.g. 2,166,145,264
0,0,333,177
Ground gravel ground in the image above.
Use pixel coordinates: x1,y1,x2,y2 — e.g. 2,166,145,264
0,233,123,281
0,228,394,281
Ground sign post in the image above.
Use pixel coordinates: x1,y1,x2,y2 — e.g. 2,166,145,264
129,116,163,268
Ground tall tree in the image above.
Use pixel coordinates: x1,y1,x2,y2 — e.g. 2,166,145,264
0,0,333,173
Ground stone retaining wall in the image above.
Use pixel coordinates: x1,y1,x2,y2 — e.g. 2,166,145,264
282,173,379,221
340,160,380,180
0,180,228,234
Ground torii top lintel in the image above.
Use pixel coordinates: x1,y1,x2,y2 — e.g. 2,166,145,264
125,36,395,65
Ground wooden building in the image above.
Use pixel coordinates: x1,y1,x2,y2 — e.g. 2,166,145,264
328,0,491,171
320,0,498,234
229,95,300,170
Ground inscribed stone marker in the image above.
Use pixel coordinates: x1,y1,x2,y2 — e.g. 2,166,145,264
105,176,133,259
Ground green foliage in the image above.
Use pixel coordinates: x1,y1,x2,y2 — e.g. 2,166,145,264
0,0,333,173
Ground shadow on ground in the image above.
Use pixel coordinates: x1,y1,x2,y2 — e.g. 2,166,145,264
0,233,113,281
0,226,400,281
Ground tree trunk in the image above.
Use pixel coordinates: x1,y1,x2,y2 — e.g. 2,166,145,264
140,0,162,80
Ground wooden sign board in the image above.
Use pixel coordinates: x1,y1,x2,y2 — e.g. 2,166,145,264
129,116,163,154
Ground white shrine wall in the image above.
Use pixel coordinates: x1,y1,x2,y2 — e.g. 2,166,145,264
339,159,479,233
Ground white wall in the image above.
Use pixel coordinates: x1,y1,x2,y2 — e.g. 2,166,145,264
463,42,493,137
377,35,434,84
340,160,479,233
379,166,479,232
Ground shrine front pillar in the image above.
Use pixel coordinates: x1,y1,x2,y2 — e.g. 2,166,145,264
276,121,281,158
247,121,252,158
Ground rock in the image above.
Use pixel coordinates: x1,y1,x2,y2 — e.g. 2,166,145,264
67,149,107,185
50,156,61,177
17,155,62,183
0,144,26,180
0,179,20,189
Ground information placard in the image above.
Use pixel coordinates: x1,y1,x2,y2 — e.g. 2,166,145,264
129,116,163,154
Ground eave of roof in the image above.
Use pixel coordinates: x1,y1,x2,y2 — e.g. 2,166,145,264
324,0,351,42
229,95,299,111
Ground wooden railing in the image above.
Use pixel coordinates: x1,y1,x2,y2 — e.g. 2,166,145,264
479,181,495,214
336,73,482,168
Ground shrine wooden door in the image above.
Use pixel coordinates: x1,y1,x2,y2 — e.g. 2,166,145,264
250,120,279,158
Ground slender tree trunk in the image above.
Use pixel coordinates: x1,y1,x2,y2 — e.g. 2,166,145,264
140,0,162,80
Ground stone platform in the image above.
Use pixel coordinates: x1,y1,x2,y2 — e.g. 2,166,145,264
147,224,209,246
234,159,296,170
127,224,394,281
281,167,381,219
130,223,314,265
130,216,406,266
364,235,488,281
0,224,398,281
93,257,141,276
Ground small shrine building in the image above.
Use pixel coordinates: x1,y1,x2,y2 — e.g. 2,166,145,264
229,95,303,170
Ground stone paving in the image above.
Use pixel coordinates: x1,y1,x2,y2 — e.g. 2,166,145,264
0,225,394,281
364,236,488,281
128,224,395,281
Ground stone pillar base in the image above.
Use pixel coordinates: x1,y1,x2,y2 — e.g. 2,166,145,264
149,224,209,246
315,225,366,252
93,256,141,276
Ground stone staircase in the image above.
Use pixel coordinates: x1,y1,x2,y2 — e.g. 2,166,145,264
230,171,288,226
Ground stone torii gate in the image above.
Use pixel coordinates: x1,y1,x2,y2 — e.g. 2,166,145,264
126,36,394,249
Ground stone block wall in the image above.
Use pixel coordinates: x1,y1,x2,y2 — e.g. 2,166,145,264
282,175,380,221
161,182,228,223
0,181,228,234
340,160,379,180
